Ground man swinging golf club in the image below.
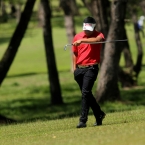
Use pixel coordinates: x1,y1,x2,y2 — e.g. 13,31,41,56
72,16,106,128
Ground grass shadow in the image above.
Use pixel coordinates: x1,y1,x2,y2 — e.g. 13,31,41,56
0,37,11,45
0,96,81,125
121,88,145,105
1,87,145,125
7,72,47,78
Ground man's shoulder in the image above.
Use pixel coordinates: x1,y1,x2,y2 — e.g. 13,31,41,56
94,30,102,35
94,30,105,39
75,31,84,37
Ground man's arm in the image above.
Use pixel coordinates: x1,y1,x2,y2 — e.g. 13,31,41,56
72,53,77,71
73,36,102,46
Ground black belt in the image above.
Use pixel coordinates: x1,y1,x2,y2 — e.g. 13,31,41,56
77,63,98,69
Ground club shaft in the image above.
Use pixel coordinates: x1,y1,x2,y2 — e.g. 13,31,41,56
64,39,127,50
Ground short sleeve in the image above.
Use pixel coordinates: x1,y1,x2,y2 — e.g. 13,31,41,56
98,32,105,40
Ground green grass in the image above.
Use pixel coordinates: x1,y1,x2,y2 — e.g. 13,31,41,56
1,12,145,145
0,109,145,145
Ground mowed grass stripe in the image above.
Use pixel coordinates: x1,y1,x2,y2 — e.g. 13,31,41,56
0,109,145,145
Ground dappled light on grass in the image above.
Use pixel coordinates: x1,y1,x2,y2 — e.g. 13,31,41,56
0,70,145,123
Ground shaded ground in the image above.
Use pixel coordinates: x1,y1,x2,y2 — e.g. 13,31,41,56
1,87,145,125
0,114,16,124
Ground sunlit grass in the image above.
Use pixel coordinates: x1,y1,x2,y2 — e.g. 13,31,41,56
0,109,145,145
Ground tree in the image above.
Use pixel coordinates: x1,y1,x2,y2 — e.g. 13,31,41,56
96,0,127,102
81,0,110,37
81,0,110,63
0,1,8,22
59,0,77,72
116,0,144,87
122,33,134,69
140,0,145,14
0,0,36,85
40,0,63,105
122,0,144,83
81,0,140,88
59,0,77,44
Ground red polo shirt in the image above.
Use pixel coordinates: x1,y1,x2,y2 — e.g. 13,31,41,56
72,30,105,65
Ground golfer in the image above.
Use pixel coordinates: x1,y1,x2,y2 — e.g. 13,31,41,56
72,16,106,128
137,16,145,37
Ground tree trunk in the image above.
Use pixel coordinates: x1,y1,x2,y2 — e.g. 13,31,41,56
60,0,76,72
64,16,76,44
96,0,127,103
82,0,101,31
1,1,8,22
95,0,110,63
0,0,36,85
82,0,110,37
140,0,145,15
37,2,44,27
64,15,76,72
81,0,110,64
40,0,63,105
122,28,134,68
82,0,134,90
118,28,135,88
16,3,22,23
96,0,110,37
10,4,17,18
59,0,76,43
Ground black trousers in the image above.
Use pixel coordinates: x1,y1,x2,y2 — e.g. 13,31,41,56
74,64,102,123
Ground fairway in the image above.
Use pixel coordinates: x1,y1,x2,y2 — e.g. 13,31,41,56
0,109,145,145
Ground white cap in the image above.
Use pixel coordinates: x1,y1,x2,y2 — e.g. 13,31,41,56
83,23,96,31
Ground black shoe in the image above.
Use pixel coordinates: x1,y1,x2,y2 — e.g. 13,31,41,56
94,112,106,126
76,122,86,128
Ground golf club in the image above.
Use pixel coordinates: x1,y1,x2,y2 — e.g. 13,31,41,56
64,39,128,51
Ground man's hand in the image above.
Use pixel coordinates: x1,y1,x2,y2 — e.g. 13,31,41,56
73,40,82,46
